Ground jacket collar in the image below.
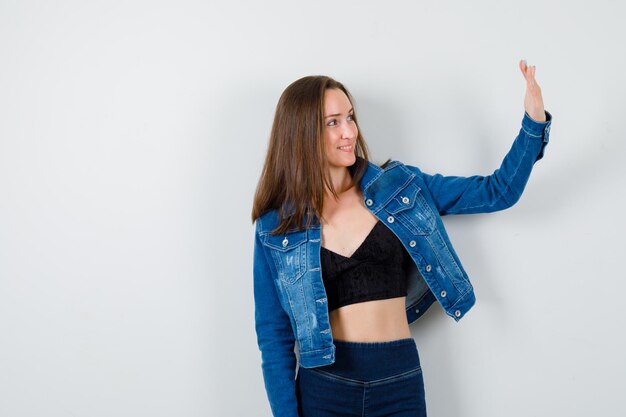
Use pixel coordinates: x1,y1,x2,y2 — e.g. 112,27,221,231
358,157,385,193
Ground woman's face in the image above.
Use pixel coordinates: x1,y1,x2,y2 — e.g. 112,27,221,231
323,88,358,170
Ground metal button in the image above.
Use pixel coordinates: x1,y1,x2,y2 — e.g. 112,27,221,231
282,238,288,247
402,196,410,204
409,240,416,247
366,198,373,206
425,264,432,272
387,216,394,223
415,308,420,314
454,310,461,317
440,290,447,297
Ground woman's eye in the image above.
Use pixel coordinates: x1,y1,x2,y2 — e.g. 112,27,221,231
327,114,354,126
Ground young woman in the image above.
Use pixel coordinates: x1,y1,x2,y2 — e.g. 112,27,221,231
251,60,552,417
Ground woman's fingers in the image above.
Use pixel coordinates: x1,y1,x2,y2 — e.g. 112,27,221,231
519,59,530,79
519,59,546,121
520,59,537,89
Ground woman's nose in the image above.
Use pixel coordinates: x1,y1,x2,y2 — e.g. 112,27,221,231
342,121,357,138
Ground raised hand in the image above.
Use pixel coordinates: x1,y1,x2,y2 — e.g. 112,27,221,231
519,59,546,122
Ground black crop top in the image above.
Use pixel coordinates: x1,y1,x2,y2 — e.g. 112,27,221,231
320,220,411,312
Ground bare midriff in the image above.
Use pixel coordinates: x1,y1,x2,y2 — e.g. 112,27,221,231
328,296,412,342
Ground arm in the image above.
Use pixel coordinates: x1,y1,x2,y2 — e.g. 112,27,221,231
408,59,552,215
253,221,299,417
409,110,551,215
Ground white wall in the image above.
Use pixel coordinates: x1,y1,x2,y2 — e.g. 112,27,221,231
1,1,624,416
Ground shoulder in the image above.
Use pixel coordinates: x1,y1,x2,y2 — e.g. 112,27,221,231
376,159,425,182
255,209,280,236
360,159,428,203
255,208,315,236
387,159,422,174
375,158,423,175
361,158,415,190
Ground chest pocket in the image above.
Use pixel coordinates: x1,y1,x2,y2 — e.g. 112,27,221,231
263,230,308,284
385,183,436,235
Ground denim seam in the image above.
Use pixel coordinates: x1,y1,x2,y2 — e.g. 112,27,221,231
449,289,472,310
295,278,313,348
308,368,364,386
285,282,300,344
269,248,306,284
460,130,531,212
363,166,384,192
364,164,416,215
392,196,436,235
375,179,414,216
309,366,423,386
368,366,423,387
425,232,467,295
361,385,366,417
300,345,334,355
521,125,543,138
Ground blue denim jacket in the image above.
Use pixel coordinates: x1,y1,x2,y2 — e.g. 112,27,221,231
253,111,552,417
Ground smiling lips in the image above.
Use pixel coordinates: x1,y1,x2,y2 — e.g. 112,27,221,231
338,144,354,152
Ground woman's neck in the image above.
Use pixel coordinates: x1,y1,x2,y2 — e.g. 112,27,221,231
326,166,353,197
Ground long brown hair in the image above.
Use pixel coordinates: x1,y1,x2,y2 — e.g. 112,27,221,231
251,75,371,235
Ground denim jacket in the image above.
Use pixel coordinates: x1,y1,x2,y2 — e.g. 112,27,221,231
253,111,552,417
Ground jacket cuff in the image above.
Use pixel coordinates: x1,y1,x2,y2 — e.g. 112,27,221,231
522,110,552,161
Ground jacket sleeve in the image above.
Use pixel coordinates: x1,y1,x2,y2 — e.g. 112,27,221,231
253,221,299,417
407,110,552,216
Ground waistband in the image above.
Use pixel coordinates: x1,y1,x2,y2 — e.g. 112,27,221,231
332,337,416,349
306,337,420,382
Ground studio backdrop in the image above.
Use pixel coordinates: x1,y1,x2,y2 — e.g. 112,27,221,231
1,1,624,416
